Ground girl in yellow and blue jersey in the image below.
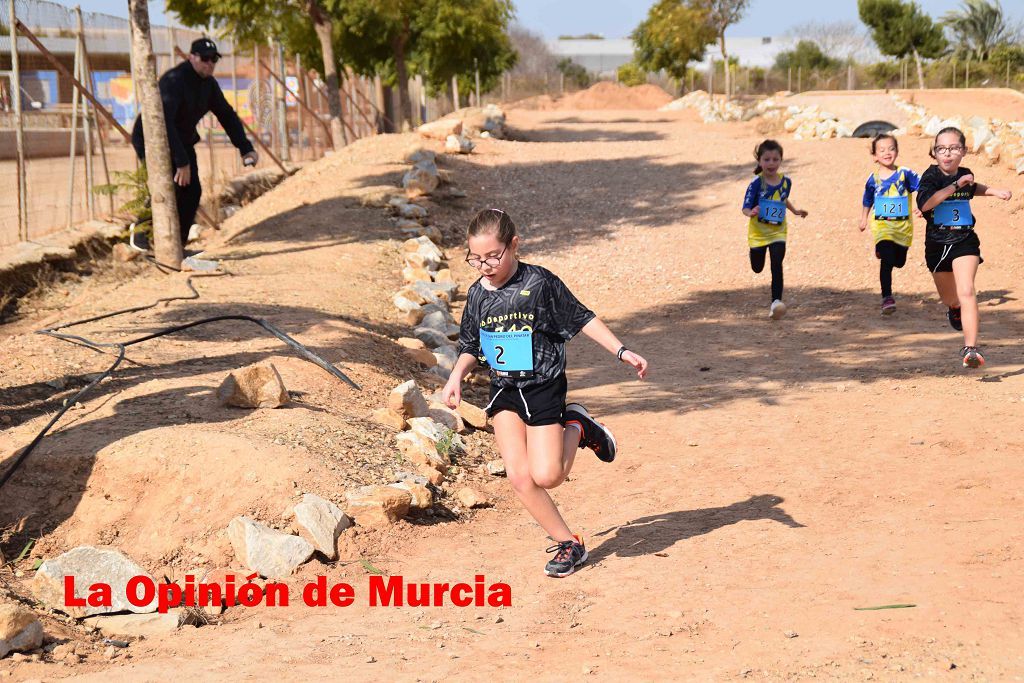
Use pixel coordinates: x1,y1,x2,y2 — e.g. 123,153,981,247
741,139,809,320
858,134,921,315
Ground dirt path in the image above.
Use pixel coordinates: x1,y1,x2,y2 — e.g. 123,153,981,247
4,109,1024,680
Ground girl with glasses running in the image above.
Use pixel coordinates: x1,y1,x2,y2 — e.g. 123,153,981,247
916,127,1012,368
442,209,649,577
741,140,809,320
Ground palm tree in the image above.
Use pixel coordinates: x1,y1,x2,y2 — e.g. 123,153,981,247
942,0,1015,61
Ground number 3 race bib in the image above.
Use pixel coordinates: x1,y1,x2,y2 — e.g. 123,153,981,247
757,198,786,225
480,329,534,378
873,195,909,220
933,200,974,229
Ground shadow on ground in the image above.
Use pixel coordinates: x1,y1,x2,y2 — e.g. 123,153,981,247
587,494,803,564
565,284,1024,417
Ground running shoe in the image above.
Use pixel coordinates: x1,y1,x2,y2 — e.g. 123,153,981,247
769,299,787,320
564,403,617,462
881,296,896,315
947,307,963,331
544,535,588,578
961,346,985,368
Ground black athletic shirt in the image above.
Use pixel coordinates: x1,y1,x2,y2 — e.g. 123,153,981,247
131,60,254,168
458,262,595,388
916,165,978,246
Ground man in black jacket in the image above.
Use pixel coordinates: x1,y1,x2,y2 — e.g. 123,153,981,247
132,37,257,245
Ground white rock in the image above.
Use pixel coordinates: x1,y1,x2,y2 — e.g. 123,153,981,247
33,546,158,617
228,517,314,580
293,494,351,560
445,134,475,154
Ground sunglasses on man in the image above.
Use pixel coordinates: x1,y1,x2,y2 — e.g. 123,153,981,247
195,53,220,64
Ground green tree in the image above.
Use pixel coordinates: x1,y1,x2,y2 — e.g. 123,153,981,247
632,0,717,81
773,40,842,71
334,0,515,126
167,0,348,147
556,58,591,89
617,61,647,86
705,0,752,100
943,0,1016,61
858,0,948,89
413,0,516,105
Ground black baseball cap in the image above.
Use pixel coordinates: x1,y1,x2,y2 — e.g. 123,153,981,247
190,38,221,58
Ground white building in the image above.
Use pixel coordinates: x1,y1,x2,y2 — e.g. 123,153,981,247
550,36,802,77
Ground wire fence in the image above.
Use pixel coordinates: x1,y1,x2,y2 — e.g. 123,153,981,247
0,0,386,248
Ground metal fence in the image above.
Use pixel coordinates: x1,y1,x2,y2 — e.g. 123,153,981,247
1,0,386,248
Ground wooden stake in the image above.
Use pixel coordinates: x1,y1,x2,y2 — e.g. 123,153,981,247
75,7,95,220
67,29,82,230
10,0,28,240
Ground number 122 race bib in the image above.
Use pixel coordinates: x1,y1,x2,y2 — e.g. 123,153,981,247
480,329,534,378
757,199,786,225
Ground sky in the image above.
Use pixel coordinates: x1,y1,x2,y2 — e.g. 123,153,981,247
59,0,1024,38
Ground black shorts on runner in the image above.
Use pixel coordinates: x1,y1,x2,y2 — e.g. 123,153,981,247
925,233,983,273
485,374,567,426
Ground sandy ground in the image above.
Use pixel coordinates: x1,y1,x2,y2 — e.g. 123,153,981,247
3,103,1024,680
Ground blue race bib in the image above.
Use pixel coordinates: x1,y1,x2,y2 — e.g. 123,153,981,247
933,199,973,228
757,198,786,225
873,195,909,220
480,329,534,376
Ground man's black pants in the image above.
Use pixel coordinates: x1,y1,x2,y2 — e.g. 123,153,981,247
174,147,201,245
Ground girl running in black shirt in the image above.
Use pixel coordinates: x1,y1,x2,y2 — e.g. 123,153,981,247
443,209,649,577
916,127,1012,368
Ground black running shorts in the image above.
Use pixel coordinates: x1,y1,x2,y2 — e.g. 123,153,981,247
925,232,983,273
485,374,567,426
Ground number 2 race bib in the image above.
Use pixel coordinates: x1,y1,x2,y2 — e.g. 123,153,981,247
873,195,909,221
933,200,974,229
480,329,534,378
757,198,786,226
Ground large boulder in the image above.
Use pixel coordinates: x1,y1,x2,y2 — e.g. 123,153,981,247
33,546,159,617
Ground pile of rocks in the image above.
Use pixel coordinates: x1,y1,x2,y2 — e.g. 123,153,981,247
894,96,1024,172
776,103,855,140
417,103,508,154
659,90,747,122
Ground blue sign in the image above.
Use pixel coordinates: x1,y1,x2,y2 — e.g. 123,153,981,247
480,329,533,373
758,198,786,225
873,195,909,220
933,199,973,228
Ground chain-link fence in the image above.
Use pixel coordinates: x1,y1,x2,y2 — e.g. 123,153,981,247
1,0,384,248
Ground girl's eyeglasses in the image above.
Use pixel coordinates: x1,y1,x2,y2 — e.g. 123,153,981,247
466,245,507,269
934,145,965,156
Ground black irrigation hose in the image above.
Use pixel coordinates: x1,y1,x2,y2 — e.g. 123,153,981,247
0,258,360,491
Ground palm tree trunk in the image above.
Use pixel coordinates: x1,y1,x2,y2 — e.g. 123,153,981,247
128,0,181,268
